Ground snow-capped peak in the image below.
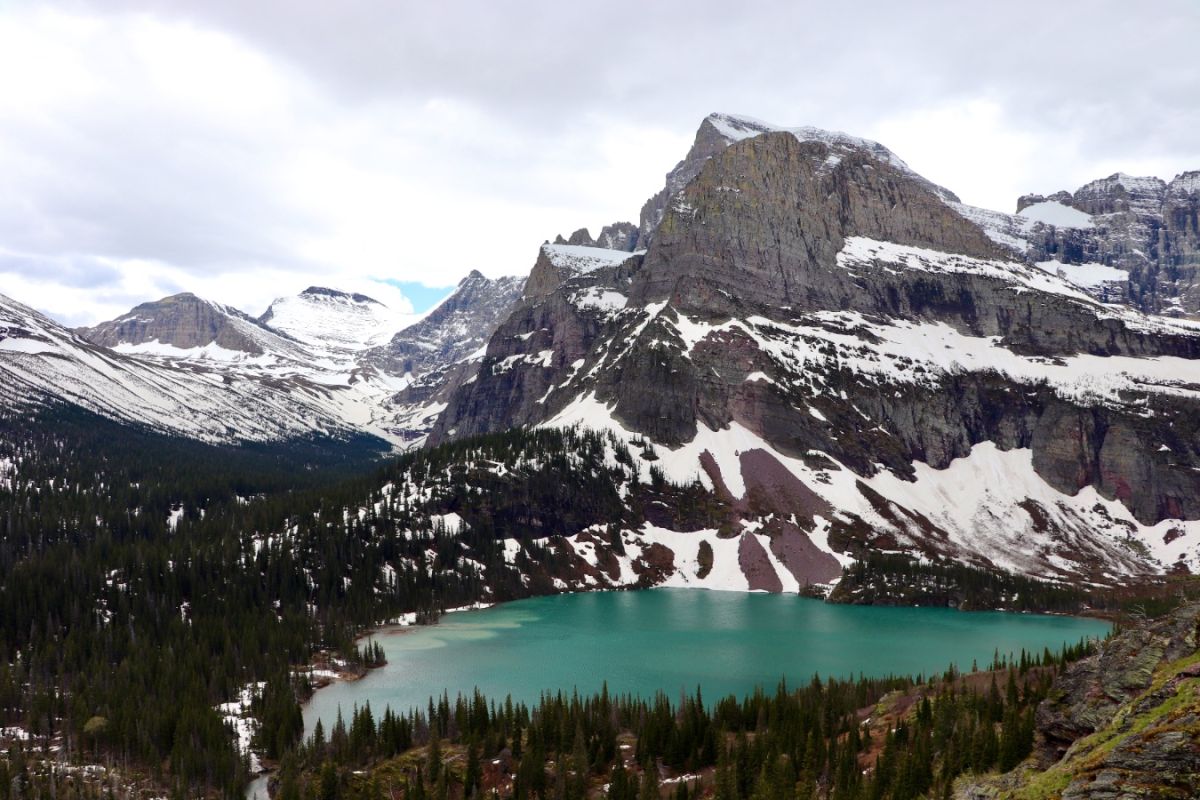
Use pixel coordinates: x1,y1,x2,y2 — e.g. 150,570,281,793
260,287,416,354
703,112,958,201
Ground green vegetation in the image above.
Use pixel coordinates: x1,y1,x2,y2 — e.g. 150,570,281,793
829,554,1090,612
1010,650,1200,800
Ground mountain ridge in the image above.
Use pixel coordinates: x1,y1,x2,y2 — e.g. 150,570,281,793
6,111,1200,587
429,111,1200,586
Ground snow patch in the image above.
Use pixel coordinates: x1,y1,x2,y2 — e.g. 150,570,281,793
1018,201,1095,229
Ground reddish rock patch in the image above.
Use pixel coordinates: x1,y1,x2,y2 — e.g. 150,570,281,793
634,542,677,585
699,450,737,505
765,520,842,587
738,448,833,523
738,532,783,592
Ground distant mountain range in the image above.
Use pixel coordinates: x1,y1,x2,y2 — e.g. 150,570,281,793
3,111,1200,590
1,272,525,449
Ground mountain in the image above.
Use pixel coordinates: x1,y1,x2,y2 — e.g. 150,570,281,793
57,274,526,451
259,286,414,353
366,270,526,446
957,170,1200,314
80,291,285,356
9,111,1200,589
1,292,376,447
429,112,1200,587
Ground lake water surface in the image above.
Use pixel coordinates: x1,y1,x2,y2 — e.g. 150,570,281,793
304,589,1109,733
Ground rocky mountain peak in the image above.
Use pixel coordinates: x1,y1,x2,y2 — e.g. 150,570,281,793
365,271,526,446
369,269,525,378
552,222,642,253
631,123,1004,313
430,112,1200,584
1167,170,1200,198
997,167,1200,314
1070,172,1167,216
638,112,961,250
296,286,382,305
637,114,752,244
259,285,411,353
79,292,267,354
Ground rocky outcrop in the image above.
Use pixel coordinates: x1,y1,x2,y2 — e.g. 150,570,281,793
79,293,269,353
596,222,641,251
552,221,642,252
1013,171,1200,315
959,603,1200,798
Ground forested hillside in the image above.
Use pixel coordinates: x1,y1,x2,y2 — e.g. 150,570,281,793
0,406,723,796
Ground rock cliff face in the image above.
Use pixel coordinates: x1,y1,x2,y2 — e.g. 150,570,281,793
80,292,272,354
431,112,1200,584
367,270,526,445
958,602,1200,798
974,171,1200,316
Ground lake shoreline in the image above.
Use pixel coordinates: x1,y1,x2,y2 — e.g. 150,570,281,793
249,589,1111,799
248,602,499,797
300,589,1112,734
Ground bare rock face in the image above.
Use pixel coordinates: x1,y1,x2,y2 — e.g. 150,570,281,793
374,271,525,379
79,293,267,353
632,131,1006,313
955,604,1200,799
551,222,642,252
639,116,738,246
1040,604,1200,797
1016,172,1200,315
566,228,594,246
595,222,640,251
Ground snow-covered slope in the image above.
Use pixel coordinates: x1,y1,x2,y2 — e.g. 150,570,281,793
1,293,377,445
58,270,528,451
259,287,416,354
541,244,642,276
1017,200,1095,229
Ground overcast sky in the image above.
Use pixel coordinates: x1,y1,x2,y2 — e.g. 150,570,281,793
1,1,1197,326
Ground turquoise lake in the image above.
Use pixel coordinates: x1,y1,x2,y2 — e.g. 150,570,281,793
303,589,1110,733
